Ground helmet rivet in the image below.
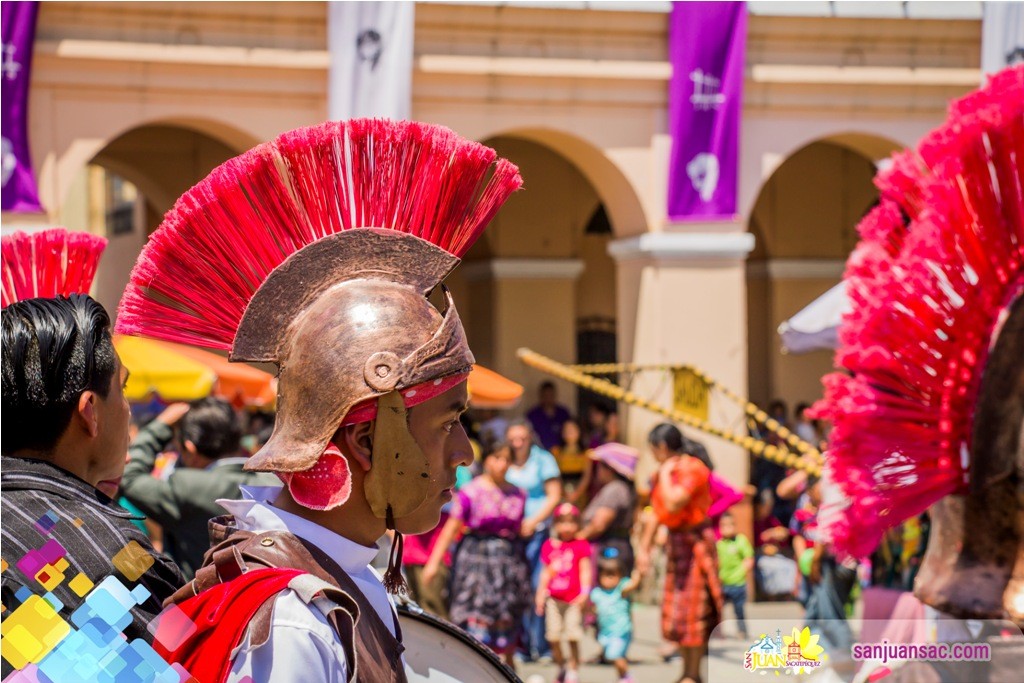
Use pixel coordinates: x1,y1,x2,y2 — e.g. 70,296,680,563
364,351,404,391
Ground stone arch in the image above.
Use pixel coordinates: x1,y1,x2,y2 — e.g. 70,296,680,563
476,126,650,238
443,131,627,416
745,131,902,412
87,123,246,224
748,132,901,261
61,120,252,316
51,117,260,217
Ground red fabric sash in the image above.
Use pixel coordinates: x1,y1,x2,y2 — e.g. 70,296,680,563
154,567,304,683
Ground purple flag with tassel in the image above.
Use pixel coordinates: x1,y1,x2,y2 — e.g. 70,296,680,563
2,1,43,213
667,2,746,221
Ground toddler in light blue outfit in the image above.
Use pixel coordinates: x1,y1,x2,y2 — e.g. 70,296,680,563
589,552,640,683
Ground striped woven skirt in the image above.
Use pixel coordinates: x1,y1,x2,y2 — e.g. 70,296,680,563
661,526,724,647
449,534,532,654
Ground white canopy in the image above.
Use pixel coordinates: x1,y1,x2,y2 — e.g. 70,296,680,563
778,282,850,354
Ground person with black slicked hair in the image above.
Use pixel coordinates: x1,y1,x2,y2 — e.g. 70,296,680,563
2,294,118,455
120,396,279,578
1,295,185,673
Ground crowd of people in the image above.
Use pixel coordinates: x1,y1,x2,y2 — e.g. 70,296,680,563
109,382,883,683
0,303,937,683
401,391,926,682
97,380,738,683
399,383,744,683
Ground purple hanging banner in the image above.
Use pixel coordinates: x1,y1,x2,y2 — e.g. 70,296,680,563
667,1,746,221
2,1,43,213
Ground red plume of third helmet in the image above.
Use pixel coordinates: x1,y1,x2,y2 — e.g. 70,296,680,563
812,66,1024,559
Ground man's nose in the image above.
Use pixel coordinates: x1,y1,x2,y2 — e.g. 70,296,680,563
449,428,473,468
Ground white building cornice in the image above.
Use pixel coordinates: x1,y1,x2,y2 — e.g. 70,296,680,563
460,258,586,281
607,232,755,263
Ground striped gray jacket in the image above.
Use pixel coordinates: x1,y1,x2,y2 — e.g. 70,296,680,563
1,456,185,676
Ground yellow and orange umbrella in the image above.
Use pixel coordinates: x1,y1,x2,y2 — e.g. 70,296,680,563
114,335,216,402
116,334,514,411
467,364,523,409
113,336,276,406
166,343,277,407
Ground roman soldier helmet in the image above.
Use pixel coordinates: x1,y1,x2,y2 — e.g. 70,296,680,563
117,120,521,588
812,66,1024,623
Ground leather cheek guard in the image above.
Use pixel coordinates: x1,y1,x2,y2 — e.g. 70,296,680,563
364,390,433,526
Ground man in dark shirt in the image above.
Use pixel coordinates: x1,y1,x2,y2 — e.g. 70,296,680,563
1,295,185,675
120,397,279,578
526,380,572,451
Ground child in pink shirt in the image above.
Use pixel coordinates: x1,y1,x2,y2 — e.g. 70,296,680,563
536,503,592,683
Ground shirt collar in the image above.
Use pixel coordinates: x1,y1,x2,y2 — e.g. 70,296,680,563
217,484,379,573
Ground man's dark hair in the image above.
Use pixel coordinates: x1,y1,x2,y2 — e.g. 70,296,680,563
539,381,556,393
180,396,242,459
2,295,118,454
482,440,512,461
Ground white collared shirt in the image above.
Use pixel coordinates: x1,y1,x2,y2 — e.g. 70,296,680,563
218,485,398,683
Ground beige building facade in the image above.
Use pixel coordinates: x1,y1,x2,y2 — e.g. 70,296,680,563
4,1,983,487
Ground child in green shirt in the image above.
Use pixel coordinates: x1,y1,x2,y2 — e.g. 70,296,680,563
716,512,754,639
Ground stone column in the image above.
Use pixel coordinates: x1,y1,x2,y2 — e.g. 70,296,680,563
460,258,585,415
609,228,754,490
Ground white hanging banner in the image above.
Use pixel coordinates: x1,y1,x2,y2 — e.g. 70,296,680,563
981,1,1024,76
328,1,414,120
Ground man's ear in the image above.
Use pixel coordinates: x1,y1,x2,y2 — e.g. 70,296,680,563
183,440,199,457
76,391,100,438
336,421,374,471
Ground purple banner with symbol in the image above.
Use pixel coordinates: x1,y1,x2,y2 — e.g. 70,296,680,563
2,1,43,213
667,2,746,221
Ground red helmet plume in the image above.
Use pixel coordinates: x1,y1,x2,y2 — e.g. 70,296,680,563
116,119,521,352
812,66,1024,558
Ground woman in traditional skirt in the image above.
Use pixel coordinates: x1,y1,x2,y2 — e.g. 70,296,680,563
638,423,723,683
424,442,533,669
